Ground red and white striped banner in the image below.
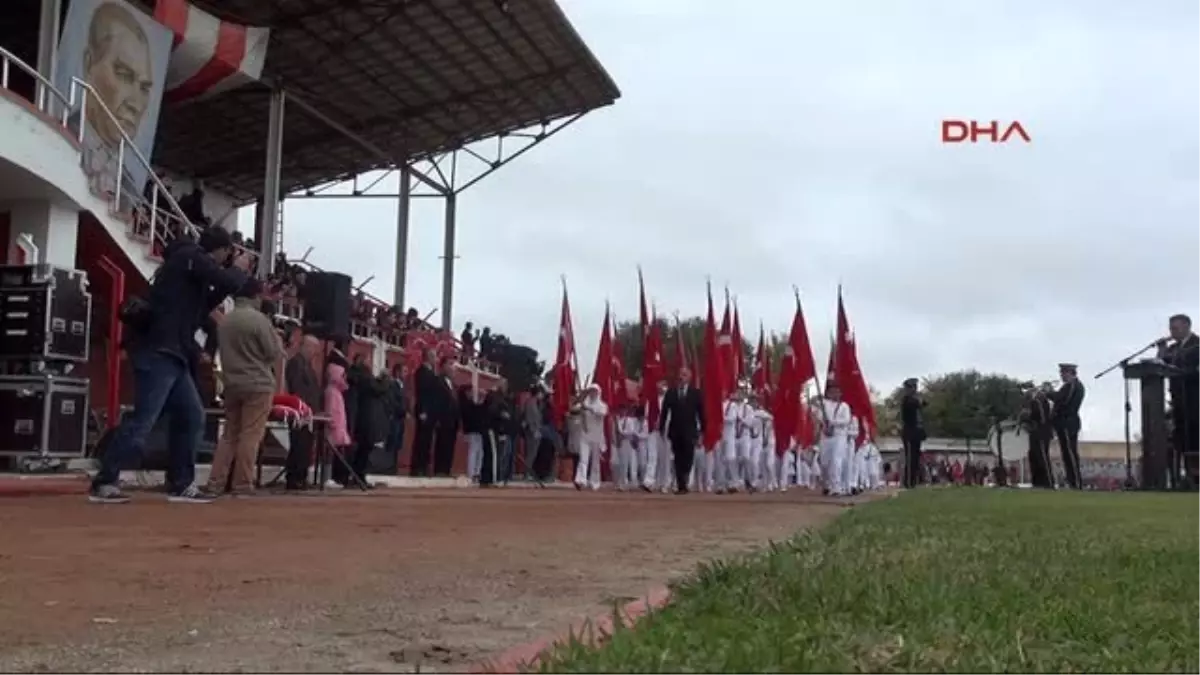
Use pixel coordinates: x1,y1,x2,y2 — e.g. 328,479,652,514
154,0,270,104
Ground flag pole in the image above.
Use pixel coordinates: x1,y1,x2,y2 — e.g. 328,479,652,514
796,284,824,397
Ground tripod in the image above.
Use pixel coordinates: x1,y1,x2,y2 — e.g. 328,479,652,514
1095,342,1158,489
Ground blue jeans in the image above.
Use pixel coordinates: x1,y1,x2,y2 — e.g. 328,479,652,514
497,435,514,483
92,349,204,494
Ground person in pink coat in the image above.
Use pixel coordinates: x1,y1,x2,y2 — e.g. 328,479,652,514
324,341,352,450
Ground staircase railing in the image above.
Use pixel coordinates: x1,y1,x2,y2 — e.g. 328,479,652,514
0,46,258,267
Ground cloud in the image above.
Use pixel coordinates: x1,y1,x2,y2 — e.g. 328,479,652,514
269,0,1198,441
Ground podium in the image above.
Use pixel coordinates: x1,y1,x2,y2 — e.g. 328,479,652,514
1124,360,1182,489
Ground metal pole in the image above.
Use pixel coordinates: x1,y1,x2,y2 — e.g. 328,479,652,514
258,88,286,278
393,165,411,310
36,0,62,106
440,192,457,332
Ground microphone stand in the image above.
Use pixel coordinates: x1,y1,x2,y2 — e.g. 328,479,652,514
1095,342,1159,488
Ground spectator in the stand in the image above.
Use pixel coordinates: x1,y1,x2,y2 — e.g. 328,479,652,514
461,322,476,357
231,230,245,247
404,307,420,329
522,387,544,482
460,384,485,482
90,227,249,504
386,363,409,473
206,277,284,497
411,348,442,477
324,338,353,482
479,327,494,360
344,367,389,485
285,334,322,491
433,356,461,476
488,381,517,484
178,182,210,228
274,252,288,277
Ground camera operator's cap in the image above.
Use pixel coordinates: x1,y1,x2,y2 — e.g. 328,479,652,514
1058,363,1078,374
198,226,233,252
234,275,263,298
903,377,919,388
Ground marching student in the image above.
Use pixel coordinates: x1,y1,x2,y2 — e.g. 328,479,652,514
758,406,776,491
647,381,673,493
741,397,763,492
862,437,883,490
844,416,861,495
615,405,646,491
817,381,853,496
717,390,745,493
573,384,609,491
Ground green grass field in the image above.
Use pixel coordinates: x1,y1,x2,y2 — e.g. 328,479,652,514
540,489,1199,673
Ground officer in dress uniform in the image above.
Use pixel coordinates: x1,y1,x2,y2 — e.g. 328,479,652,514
1019,382,1054,488
1047,363,1086,489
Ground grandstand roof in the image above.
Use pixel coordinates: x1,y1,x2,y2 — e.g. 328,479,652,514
148,0,620,204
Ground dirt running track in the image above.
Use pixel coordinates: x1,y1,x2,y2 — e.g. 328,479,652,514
0,487,856,673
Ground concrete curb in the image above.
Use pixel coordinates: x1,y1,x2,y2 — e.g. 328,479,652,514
469,586,673,673
0,474,88,497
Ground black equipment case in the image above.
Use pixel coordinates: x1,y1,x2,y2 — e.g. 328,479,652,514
0,264,92,363
0,374,90,458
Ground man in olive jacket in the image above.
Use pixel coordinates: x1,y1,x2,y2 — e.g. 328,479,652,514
207,277,284,495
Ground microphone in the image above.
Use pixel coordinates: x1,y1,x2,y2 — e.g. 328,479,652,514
1153,337,1171,349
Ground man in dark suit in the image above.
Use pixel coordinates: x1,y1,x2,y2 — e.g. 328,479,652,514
411,349,441,476
1159,313,1199,487
432,355,461,476
658,367,705,494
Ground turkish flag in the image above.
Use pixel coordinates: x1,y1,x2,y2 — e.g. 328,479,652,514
550,284,578,427
672,319,689,381
750,324,769,394
701,284,726,453
732,303,745,385
833,288,876,442
718,292,735,397
640,272,665,430
774,292,818,453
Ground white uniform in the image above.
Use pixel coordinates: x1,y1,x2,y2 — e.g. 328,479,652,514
758,411,777,491
742,406,764,490
817,398,852,495
646,392,673,492
573,395,608,490
615,414,646,491
798,442,820,489
862,441,882,490
716,398,741,492
844,416,861,493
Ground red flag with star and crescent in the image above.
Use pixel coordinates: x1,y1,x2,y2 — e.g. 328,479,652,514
774,290,818,453
834,286,876,442
701,283,726,452
550,282,578,427
639,270,665,427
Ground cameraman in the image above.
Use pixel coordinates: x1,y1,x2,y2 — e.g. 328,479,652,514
90,228,250,504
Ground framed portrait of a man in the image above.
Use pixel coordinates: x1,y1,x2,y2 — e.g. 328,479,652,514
56,0,172,203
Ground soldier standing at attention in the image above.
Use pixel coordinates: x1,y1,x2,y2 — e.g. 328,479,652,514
899,378,926,489
1048,363,1086,489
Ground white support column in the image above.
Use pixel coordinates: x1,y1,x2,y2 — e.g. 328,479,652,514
257,88,286,278
4,199,79,269
393,165,411,310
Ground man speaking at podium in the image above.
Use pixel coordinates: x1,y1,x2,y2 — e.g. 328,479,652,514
1158,314,1199,486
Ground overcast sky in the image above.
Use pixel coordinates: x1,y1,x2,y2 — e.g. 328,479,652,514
266,0,1198,441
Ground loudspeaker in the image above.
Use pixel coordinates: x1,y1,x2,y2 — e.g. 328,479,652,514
302,271,351,340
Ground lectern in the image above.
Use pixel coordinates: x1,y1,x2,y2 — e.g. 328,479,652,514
1124,360,1182,489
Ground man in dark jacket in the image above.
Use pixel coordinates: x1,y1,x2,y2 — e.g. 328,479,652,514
90,227,248,504
285,334,323,490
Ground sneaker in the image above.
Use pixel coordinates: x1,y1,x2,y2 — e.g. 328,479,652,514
89,483,131,504
167,484,217,504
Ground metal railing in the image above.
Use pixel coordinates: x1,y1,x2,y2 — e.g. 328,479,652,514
1,46,494,375
278,255,500,375
0,46,258,267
